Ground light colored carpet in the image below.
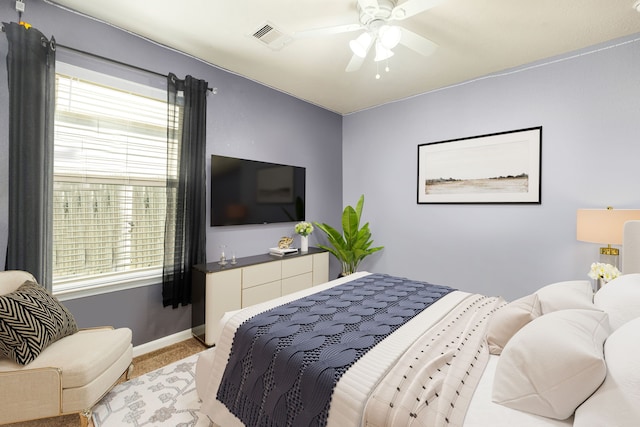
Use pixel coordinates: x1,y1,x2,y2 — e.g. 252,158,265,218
130,338,206,380
4,338,207,427
92,352,213,427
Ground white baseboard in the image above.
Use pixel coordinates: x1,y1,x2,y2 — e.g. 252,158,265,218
133,329,193,358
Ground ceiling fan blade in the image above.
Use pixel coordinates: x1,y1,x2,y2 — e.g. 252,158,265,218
358,0,381,15
345,54,365,72
391,0,446,20
398,27,438,56
293,23,363,39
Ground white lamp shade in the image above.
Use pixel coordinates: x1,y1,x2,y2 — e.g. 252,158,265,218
577,209,640,245
374,40,394,61
379,25,402,49
349,32,372,58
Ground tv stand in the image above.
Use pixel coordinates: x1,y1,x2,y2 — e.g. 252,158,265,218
191,247,329,346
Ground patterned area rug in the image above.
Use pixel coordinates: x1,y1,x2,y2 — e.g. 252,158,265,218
93,352,213,427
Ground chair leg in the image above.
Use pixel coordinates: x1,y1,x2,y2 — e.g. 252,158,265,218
126,363,134,380
79,409,92,427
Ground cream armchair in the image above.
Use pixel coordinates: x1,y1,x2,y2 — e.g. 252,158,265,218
0,270,133,425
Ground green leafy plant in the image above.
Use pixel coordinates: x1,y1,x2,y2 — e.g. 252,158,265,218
314,194,383,276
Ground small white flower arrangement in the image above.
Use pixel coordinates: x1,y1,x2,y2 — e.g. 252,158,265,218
588,262,621,284
294,221,314,237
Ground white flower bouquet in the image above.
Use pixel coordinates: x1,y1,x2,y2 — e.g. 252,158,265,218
294,221,314,237
588,262,621,284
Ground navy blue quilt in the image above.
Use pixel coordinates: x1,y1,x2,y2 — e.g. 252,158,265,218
217,273,454,427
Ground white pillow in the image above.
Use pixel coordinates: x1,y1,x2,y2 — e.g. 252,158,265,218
594,273,640,330
492,309,610,420
574,317,640,426
487,293,541,355
534,280,595,313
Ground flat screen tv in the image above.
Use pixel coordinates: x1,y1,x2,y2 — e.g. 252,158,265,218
210,154,306,226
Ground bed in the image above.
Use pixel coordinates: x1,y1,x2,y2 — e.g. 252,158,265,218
195,222,640,427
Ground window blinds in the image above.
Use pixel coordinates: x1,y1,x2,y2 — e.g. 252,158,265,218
53,67,171,284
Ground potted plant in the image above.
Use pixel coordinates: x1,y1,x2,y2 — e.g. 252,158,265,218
314,194,383,276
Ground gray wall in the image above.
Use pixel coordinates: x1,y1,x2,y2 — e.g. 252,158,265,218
0,1,343,345
343,33,640,300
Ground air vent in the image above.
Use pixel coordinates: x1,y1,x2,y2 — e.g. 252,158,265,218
250,21,292,50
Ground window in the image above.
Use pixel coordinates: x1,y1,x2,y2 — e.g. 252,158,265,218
53,62,172,296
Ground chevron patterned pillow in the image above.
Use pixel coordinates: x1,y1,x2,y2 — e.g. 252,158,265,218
0,280,78,365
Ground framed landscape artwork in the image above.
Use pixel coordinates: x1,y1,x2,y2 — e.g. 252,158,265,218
417,127,542,204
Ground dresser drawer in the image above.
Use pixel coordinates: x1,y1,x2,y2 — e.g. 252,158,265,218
282,256,313,278
242,280,281,307
242,261,281,289
282,272,312,295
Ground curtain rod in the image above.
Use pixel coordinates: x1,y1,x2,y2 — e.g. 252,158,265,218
57,43,216,93
1,25,216,94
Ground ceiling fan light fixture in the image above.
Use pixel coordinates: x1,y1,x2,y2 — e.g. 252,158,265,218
374,40,394,62
392,7,407,19
350,32,373,57
379,25,402,49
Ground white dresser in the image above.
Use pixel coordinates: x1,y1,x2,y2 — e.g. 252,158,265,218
191,248,329,346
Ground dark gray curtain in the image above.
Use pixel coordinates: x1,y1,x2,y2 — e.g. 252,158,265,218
163,73,208,308
4,22,56,290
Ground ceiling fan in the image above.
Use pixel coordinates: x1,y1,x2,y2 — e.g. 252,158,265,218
293,0,444,73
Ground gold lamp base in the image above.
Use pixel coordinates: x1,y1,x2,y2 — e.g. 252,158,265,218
599,245,620,269
600,245,619,256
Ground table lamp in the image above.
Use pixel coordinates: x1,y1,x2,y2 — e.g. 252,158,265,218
576,207,640,268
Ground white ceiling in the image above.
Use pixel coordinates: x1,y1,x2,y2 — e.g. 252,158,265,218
47,0,640,115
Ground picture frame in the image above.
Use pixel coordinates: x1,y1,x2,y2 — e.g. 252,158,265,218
417,127,542,204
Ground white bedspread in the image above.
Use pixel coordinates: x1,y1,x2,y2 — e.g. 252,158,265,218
195,272,573,427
